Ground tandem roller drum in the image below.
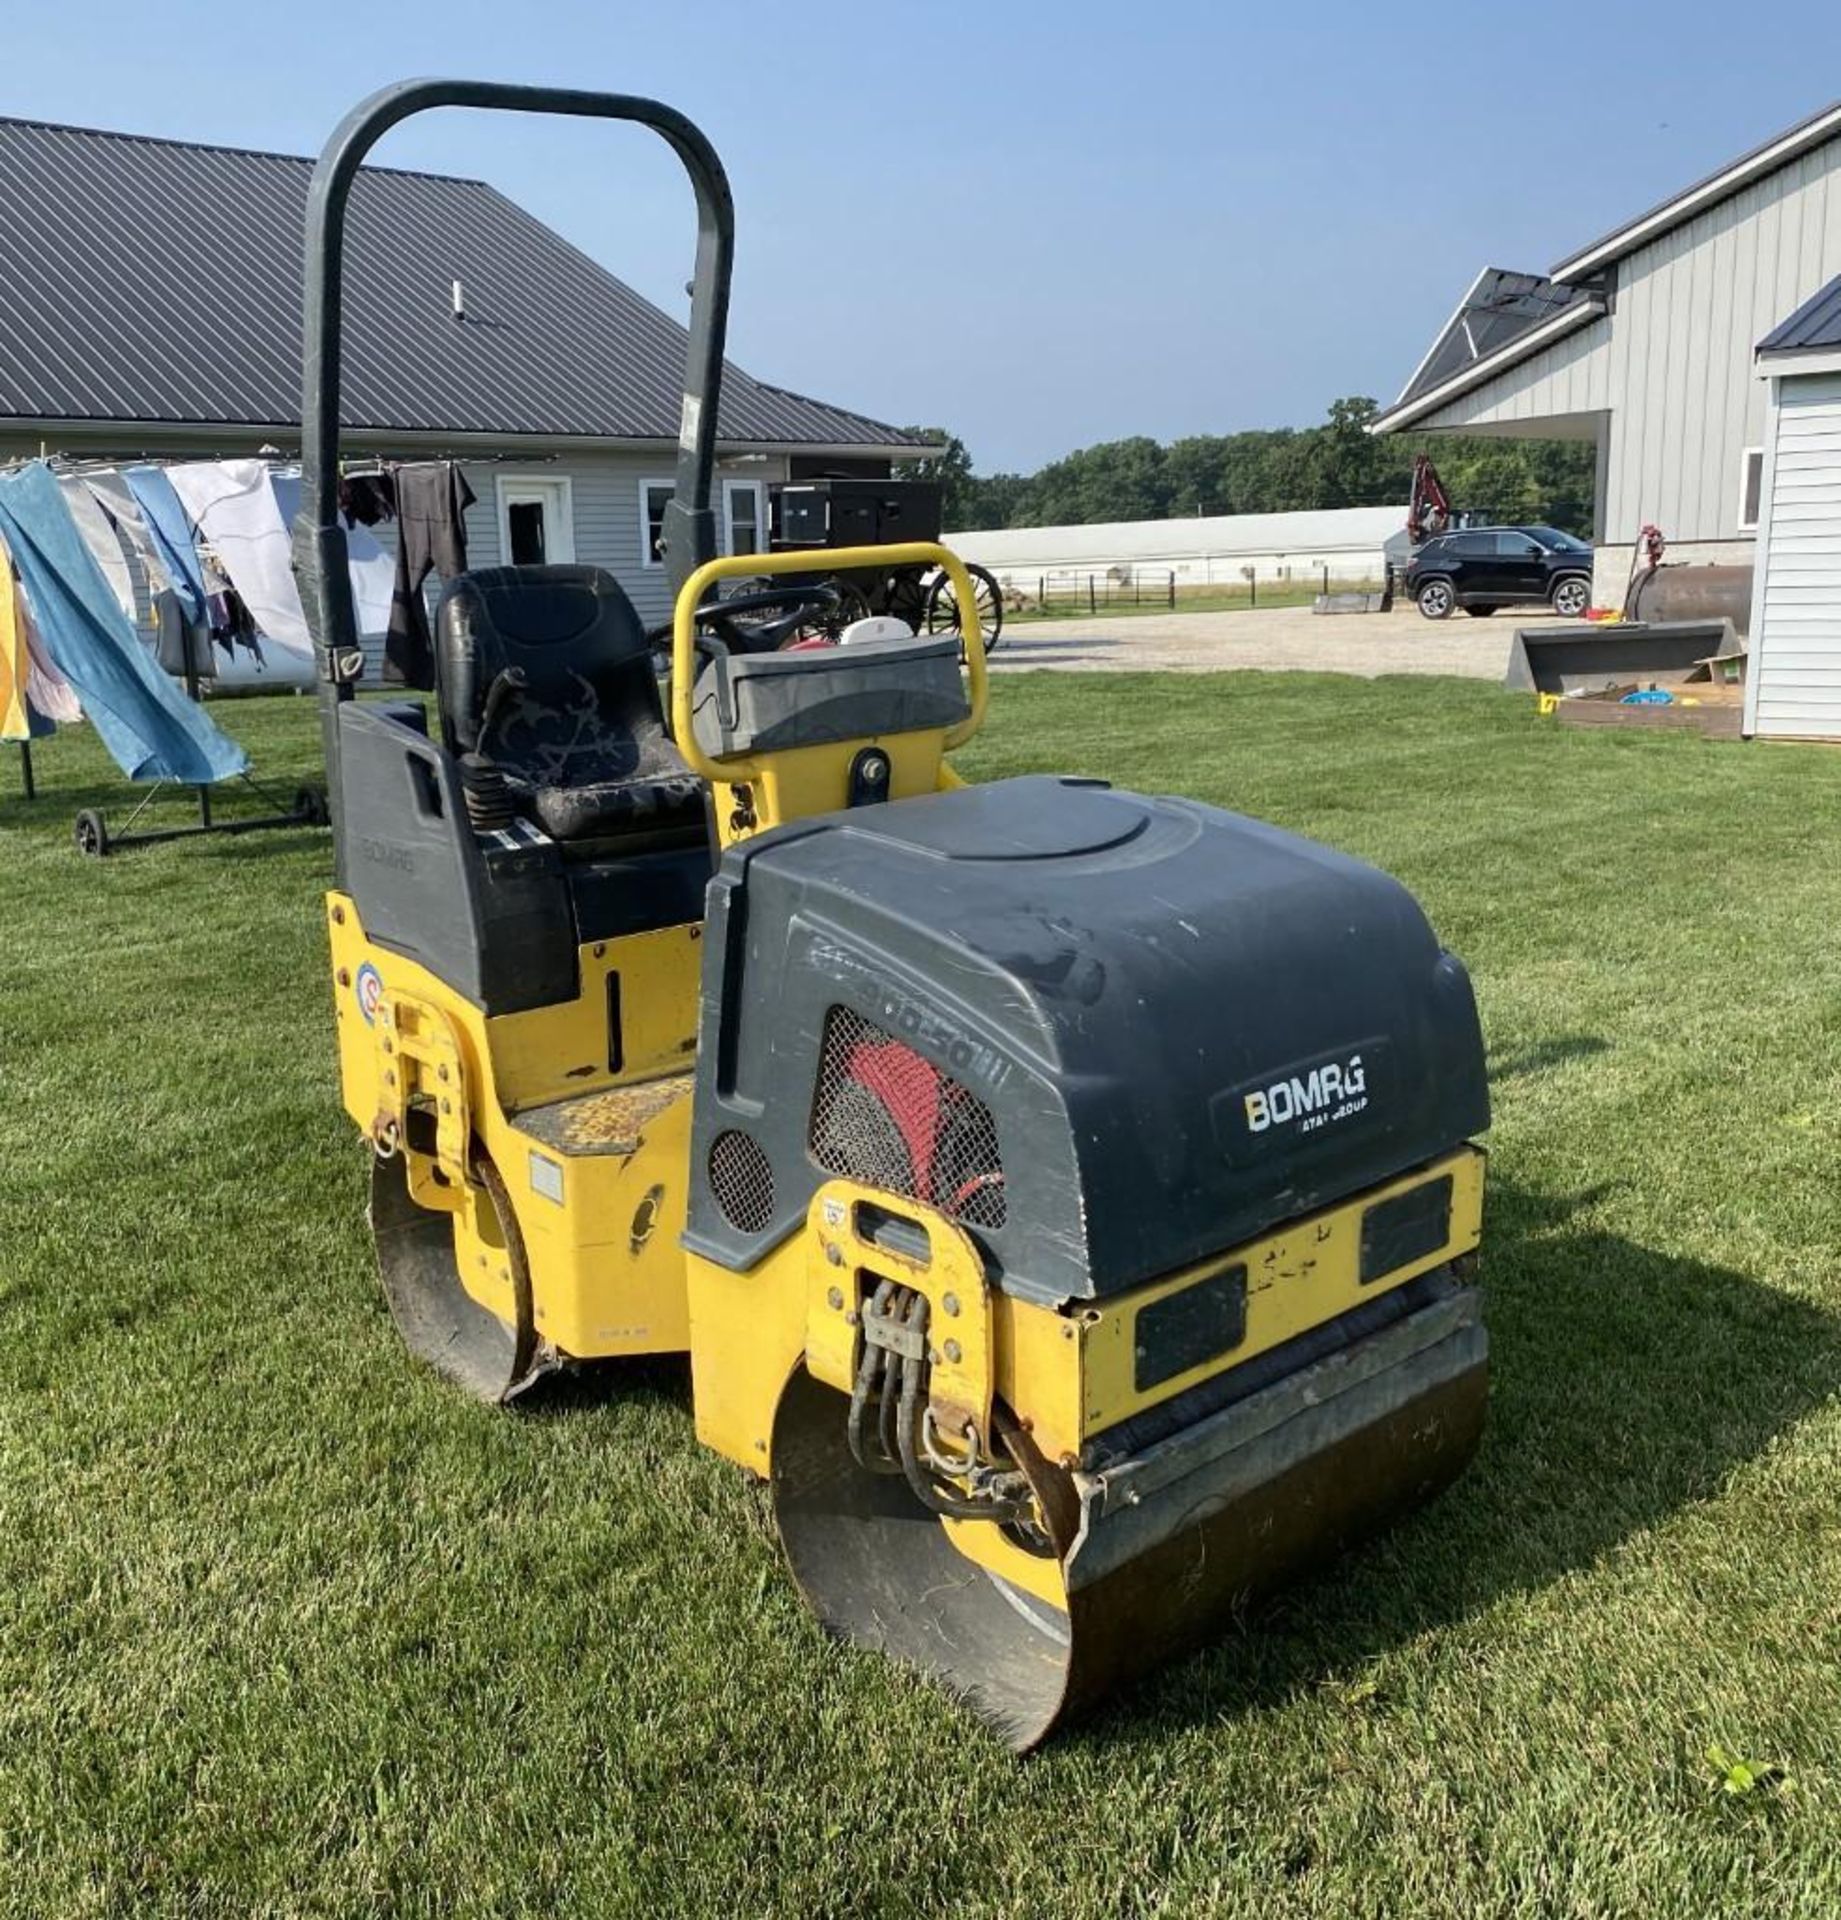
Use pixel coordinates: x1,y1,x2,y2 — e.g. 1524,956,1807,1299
773,1283,1486,1750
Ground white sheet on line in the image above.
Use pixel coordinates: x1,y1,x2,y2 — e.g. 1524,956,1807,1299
166,460,312,658
83,470,174,600
267,471,394,640
345,519,395,637
59,476,139,625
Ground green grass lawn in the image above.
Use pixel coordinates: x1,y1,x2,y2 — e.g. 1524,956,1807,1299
3,676,1840,1917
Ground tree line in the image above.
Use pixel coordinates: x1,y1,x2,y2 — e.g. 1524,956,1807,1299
901,397,1596,537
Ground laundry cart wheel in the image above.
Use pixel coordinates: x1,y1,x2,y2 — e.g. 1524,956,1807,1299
73,809,110,858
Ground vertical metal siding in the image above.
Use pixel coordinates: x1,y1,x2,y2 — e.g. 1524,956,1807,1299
1419,136,1841,544
1752,373,1841,737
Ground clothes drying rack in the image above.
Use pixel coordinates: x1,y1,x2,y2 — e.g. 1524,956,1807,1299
69,640,329,858
7,447,537,852
0,449,318,853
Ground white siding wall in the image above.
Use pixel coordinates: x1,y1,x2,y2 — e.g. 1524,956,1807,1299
357,449,789,679
1415,315,1612,431
436,449,791,621
1748,372,1841,738
1417,134,1841,546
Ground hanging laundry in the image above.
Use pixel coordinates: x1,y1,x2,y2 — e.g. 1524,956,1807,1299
154,589,215,681
59,474,140,626
344,519,397,640
0,463,245,783
387,461,475,688
167,460,312,658
123,466,210,625
84,471,174,602
210,583,261,661
272,473,394,641
15,581,82,726
340,470,396,529
0,538,51,741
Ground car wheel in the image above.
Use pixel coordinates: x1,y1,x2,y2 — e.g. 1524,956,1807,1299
1464,604,1500,618
1550,575,1591,619
1416,579,1455,620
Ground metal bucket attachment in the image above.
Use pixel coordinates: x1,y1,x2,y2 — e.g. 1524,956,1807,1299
369,1152,545,1404
773,1286,1486,1751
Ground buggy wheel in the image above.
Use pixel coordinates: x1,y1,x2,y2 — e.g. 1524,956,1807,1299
788,580,872,646
883,570,929,634
926,563,1005,654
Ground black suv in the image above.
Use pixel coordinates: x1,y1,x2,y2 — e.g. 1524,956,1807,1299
1405,525,1594,620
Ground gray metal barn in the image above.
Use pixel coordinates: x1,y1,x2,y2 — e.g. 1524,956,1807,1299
1745,275,1841,737
1373,102,1841,610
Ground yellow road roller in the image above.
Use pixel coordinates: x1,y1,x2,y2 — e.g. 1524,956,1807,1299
291,80,1491,1750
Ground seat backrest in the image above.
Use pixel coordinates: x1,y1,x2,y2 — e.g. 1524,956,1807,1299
436,564,668,787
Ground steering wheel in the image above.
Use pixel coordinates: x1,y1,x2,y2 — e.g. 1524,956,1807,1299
648,582,847,663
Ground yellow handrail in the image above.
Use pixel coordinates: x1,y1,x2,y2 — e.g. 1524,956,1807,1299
668,541,989,784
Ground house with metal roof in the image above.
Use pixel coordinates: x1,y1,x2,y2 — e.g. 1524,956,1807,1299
1744,272,1841,737
0,116,928,625
1372,101,1841,604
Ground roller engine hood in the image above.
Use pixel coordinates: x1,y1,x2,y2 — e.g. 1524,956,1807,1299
686,776,1489,1304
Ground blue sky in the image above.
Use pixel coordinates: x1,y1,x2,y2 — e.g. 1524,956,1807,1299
5,0,1840,470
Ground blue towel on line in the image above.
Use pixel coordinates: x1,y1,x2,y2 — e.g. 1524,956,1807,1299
123,464,211,626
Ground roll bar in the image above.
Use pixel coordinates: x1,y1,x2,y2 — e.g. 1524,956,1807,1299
291,78,735,870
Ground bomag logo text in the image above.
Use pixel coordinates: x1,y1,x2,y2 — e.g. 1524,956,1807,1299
1244,1054,1367,1135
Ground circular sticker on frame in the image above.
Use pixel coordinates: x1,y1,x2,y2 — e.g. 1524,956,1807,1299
355,962,385,1025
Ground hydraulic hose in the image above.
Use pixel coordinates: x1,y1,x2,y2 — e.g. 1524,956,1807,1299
846,1280,902,1476
892,1292,1030,1525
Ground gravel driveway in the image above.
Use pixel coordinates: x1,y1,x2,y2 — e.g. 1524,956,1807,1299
986,604,1563,678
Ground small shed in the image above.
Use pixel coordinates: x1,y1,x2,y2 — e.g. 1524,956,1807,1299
1744,275,1841,738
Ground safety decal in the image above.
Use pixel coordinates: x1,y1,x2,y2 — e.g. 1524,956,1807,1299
354,962,385,1026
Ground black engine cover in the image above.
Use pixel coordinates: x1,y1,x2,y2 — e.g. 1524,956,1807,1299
685,776,1488,1305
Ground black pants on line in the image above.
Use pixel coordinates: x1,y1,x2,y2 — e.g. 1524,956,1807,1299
386,462,474,688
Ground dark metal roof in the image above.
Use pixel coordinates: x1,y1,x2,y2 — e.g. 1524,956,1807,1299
1551,99,1841,283
0,116,926,449
1393,268,1591,410
1759,273,1841,355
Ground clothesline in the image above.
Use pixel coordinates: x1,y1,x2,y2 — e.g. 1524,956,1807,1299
0,449,557,477
2,449,478,775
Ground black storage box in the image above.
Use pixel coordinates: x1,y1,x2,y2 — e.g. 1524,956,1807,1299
772,478,943,550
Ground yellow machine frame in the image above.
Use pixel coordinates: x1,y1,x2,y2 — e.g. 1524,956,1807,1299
330,543,1483,1489
670,544,989,847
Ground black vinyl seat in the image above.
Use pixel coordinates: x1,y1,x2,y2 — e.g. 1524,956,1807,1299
436,564,705,842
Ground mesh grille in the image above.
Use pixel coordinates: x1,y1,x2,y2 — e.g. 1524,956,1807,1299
709,1130,775,1233
809,1007,1006,1230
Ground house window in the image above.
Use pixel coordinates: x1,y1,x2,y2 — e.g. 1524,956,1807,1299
642,476,767,567
641,478,674,568
1738,447,1764,532
496,475,575,566
723,478,766,557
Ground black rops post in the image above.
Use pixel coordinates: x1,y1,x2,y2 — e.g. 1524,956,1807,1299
290,78,736,886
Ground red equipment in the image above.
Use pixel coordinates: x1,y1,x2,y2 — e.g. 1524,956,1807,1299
1407,454,1453,545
